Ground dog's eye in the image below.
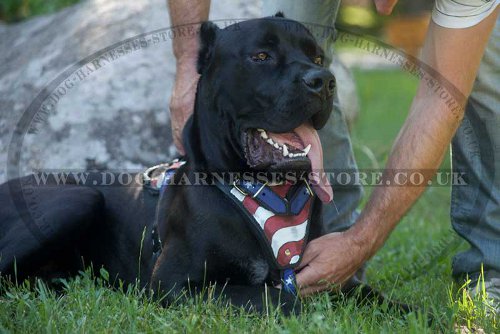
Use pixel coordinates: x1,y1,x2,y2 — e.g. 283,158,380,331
251,52,270,62
313,56,323,66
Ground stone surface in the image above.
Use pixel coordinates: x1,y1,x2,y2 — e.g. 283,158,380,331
0,0,358,182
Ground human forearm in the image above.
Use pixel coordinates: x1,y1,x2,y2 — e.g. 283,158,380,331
349,11,499,257
350,86,463,254
167,0,210,153
168,0,210,64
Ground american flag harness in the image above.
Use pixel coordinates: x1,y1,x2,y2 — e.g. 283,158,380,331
143,159,316,295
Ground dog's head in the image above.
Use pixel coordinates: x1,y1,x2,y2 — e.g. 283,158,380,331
184,14,335,202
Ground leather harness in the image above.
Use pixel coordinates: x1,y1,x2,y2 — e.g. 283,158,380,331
142,159,316,295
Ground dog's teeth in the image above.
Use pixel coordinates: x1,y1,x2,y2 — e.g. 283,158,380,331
283,145,289,156
303,144,311,155
273,143,280,149
267,139,274,145
258,129,268,139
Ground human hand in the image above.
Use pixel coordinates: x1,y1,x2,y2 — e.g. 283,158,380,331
169,58,199,154
295,230,373,296
373,0,398,15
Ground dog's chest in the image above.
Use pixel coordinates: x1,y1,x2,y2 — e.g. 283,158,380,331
235,257,285,286
219,181,313,271
245,258,270,285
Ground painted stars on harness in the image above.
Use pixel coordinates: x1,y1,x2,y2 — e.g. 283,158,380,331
243,180,254,188
285,276,295,286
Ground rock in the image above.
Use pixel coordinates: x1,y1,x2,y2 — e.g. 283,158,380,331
0,0,357,183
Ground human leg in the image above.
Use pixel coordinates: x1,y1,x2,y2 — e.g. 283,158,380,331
262,0,363,233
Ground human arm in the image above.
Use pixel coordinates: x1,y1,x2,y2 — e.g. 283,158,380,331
167,0,211,154
296,7,499,295
372,0,398,15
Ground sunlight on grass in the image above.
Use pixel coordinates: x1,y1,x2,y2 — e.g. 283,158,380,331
449,265,498,332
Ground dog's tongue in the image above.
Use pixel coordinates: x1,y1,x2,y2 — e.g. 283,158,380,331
293,124,333,203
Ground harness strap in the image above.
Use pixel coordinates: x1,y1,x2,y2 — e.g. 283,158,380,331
151,225,162,262
215,179,314,271
282,268,297,296
234,179,313,215
142,158,186,261
142,159,186,195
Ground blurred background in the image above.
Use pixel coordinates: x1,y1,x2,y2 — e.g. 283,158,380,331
0,0,434,55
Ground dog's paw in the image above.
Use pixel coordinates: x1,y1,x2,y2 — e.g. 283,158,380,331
279,295,302,316
265,288,302,316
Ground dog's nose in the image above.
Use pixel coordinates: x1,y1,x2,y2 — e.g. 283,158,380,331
302,70,335,97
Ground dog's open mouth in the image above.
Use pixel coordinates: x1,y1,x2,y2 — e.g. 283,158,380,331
243,122,333,203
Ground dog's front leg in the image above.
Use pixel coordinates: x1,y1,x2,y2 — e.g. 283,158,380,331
207,284,301,316
151,279,301,316
150,243,300,315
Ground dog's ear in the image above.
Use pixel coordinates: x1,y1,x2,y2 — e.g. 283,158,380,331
197,21,219,74
274,11,285,18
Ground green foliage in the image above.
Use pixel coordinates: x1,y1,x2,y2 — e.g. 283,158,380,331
0,0,81,23
449,265,498,331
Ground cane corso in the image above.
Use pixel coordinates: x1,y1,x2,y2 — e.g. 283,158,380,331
0,14,409,316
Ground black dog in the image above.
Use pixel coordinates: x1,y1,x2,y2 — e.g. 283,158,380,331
0,15,409,316
150,15,337,313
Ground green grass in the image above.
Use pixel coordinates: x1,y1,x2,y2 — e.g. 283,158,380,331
0,0,81,23
351,69,418,165
1,69,496,333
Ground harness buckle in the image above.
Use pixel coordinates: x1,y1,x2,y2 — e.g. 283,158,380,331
233,179,269,198
303,179,314,197
252,181,268,198
233,180,248,196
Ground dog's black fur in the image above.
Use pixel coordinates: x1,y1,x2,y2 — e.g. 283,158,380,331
0,16,412,316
